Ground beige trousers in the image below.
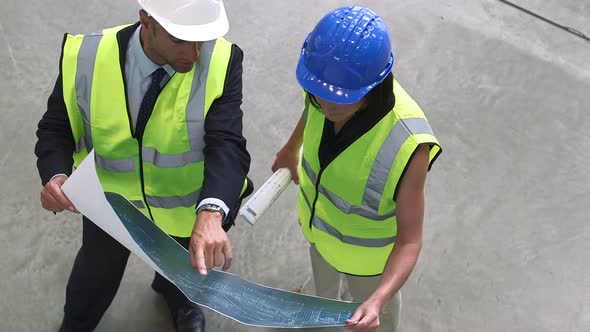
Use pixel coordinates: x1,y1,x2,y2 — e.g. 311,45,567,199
301,245,402,332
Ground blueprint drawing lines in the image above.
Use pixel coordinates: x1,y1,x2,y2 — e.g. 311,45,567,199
105,192,359,328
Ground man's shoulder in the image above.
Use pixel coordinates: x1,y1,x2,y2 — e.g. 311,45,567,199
63,22,138,38
212,38,243,51
207,39,243,63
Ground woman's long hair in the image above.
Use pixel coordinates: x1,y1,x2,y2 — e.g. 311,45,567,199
364,72,394,114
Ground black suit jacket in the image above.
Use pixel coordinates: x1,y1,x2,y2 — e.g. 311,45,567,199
35,23,251,224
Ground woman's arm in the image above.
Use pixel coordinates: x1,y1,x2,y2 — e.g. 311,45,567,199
271,112,305,184
346,144,430,331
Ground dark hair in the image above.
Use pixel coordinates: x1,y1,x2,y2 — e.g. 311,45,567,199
364,72,394,113
307,72,394,112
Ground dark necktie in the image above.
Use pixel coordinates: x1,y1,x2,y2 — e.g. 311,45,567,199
136,67,167,138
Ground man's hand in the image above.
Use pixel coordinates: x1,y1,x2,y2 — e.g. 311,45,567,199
40,175,78,213
189,211,232,275
345,297,385,332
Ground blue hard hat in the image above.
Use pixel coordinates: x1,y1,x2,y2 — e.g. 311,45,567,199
296,6,394,105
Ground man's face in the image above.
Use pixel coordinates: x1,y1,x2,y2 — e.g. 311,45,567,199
140,12,202,73
149,24,202,73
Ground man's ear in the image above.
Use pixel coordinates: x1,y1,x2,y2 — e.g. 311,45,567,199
139,9,151,29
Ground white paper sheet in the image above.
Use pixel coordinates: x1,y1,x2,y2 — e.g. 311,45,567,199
61,150,164,276
60,151,358,328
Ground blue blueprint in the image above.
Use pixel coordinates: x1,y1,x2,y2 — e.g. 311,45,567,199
105,192,359,328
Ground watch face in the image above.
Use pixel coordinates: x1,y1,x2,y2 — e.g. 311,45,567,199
204,204,221,211
199,204,225,218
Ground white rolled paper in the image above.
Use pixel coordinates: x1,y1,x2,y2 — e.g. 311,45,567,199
239,168,292,225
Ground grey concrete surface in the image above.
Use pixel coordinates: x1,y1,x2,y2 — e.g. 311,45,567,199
1,0,588,331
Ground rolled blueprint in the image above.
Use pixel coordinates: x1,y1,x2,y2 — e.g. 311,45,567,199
239,168,292,225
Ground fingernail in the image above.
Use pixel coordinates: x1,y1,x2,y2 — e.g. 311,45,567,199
200,269,207,275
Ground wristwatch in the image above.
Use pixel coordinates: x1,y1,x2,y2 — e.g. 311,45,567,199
196,203,226,220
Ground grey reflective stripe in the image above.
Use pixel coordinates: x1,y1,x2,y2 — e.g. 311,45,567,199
130,200,145,209
301,158,317,183
300,187,312,209
75,33,104,153
185,41,215,154
140,40,215,169
142,147,204,168
317,185,396,220
75,36,216,170
72,32,137,184
302,117,433,220
75,138,87,153
301,158,395,221
362,117,434,211
146,189,201,208
95,154,135,172
312,216,395,247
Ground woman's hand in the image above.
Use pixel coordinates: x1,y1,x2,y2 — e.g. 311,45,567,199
271,144,300,184
345,297,385,332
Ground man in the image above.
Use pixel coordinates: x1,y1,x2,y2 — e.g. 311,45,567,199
35,0,251,331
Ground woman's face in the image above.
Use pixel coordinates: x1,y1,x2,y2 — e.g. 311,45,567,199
311,95,367,123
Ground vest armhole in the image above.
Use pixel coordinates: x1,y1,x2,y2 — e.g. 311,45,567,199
427,142,442,171
59,33,68,78
392,142,434,202
57,33,69,118
220,43,240,97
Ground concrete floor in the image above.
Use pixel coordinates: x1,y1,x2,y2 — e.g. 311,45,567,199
1,0,588,331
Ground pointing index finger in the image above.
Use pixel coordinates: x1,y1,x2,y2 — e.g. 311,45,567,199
194,246,208,275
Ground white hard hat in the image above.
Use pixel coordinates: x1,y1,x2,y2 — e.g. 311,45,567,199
137,0,229,41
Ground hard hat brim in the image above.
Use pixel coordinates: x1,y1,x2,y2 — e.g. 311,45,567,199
296,54,393,105
143,0,229,41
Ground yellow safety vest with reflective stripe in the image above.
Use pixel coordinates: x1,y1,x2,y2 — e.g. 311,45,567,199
298,80,442,276
61,25,236,237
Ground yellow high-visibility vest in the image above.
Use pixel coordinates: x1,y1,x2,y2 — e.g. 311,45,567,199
298,80,442,275
61,25,237,237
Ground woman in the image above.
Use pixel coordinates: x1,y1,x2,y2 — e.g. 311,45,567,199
272,6,442,332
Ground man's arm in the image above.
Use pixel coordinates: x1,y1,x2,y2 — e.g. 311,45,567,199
35,73,75,185
35,73,77,213
190,44,250,275
198,44,250,222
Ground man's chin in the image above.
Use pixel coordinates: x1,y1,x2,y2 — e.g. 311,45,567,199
174,62,195,73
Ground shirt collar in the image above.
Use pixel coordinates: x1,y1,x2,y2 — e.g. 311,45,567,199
130,25,175,78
